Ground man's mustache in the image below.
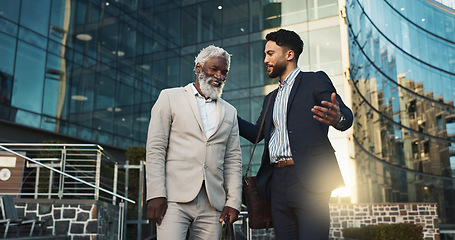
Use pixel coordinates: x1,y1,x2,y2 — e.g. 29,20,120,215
207,77,224,87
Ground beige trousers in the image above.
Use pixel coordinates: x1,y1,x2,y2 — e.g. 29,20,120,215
157,185,222,240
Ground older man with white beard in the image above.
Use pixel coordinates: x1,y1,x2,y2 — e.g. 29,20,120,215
146,45,242,239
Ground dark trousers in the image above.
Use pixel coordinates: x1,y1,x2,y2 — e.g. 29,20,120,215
271,165,331,240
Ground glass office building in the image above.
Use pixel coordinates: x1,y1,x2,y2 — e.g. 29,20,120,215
346,0,455,232
0,0,350,178
6,0,455,235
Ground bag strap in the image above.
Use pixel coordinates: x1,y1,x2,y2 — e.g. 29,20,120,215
244,93,274,178
222,215,235,240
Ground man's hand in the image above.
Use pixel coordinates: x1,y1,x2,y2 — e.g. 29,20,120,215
311,92,341,126
219,206,239,224
147,197,168,225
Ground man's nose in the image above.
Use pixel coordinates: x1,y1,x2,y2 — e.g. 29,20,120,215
215,72,226,81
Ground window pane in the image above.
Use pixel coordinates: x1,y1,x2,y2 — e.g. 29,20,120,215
282,0,308,25
250,41,267,88
181,5,197,45
308,0,338,20
0,33,16,75
95,75,116,110
19,0,51,36
15,109,41,127
224,44,249,90
298,32,310,71
307,27,342,75
68,70,95,127
199,1,222,42
180,53,195,86
0,71,13,120
42,78,60,117
223,0,249,38
263,2,282,29
0,0,21,22
19,27,47,49
12,41,46,113
250,0,262,32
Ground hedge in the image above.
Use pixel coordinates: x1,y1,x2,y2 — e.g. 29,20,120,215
342,223,423,240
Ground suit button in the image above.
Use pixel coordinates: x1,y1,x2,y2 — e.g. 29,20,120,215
203,164,208,169
289,130,292,134
206,143,210,146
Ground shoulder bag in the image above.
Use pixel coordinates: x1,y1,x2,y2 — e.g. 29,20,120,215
242,94,273,230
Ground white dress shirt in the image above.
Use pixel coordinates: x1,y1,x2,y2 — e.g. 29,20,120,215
191,84,217,138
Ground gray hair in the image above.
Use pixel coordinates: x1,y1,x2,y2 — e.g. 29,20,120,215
194,45,231,73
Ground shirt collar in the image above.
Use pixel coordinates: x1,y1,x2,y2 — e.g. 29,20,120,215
279,67,300,89
191,83,216,102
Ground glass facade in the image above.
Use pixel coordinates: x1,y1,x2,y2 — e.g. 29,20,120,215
0,0,348,178
346,0,455,229
4,0,455,233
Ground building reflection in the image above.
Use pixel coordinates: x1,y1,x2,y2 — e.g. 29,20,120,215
347,0,455,228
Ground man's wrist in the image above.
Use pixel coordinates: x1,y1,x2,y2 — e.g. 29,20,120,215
335,113,346,130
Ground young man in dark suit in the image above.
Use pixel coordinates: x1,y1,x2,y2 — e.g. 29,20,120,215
238,29,353,240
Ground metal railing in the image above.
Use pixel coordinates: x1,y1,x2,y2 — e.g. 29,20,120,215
0,143,134,204
113,160,148,240
0,143,136,240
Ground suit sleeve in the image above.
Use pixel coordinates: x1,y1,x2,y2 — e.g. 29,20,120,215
146,90,171,201
313,71,353,131
223,110,243,211
237,93,274,143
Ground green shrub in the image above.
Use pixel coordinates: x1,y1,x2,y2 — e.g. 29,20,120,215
126,145,146,165
343,227,363,239
342,223,423,240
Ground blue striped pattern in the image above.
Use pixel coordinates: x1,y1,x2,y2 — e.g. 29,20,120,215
269,67,301,163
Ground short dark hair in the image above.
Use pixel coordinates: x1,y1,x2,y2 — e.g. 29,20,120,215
266,29,304,62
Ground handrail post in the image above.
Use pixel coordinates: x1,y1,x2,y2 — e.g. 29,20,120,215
34,166,40,199
137,161,145,240
125,161,129,199
95,150,101,200
118,200,125,240
122,200,127,240
113,162,119,205
48,164,54,199
58,147,67,199
124,161,129,237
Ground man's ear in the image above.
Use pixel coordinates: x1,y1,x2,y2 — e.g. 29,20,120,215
286,50,295,61
195,63,201,73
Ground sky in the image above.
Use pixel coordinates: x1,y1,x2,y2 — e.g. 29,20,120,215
437,0,455,8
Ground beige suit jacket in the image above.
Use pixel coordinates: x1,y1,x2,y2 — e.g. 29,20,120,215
146,83,242,212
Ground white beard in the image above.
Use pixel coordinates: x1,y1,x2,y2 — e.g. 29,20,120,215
197,72,224,99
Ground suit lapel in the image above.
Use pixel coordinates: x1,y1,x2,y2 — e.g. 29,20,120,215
265,71,302,137
287,72,303,112
208,98,225,139
265,89,278,138
183,84,205,135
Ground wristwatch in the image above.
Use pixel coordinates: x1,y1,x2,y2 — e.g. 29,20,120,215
335,114,346,130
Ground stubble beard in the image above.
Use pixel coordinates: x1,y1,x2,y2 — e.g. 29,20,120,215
197,72,225,99
268,60,287,79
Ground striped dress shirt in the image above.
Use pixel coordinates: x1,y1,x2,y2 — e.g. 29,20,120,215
269,67,301,163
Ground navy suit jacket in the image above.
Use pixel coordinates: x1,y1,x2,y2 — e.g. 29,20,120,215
238,71,353,199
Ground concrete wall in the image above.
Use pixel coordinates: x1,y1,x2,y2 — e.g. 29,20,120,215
329,203,439,240
233,203,439,240
3,199,439,240
5,199,120,240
